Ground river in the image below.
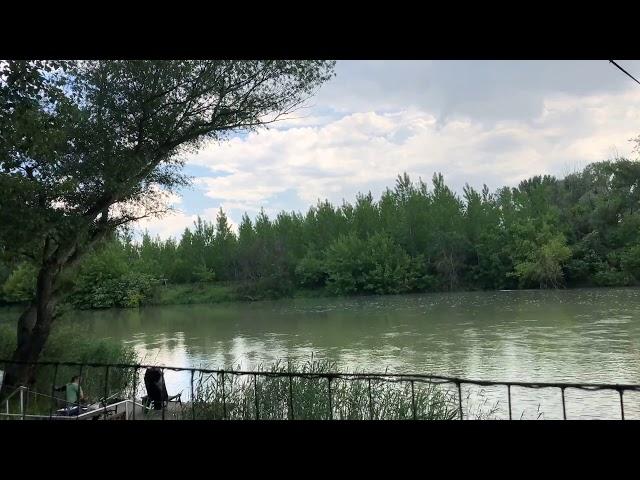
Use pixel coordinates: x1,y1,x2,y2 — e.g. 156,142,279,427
3,288,640,419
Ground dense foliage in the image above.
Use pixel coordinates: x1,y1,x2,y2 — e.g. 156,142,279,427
0,59,335,389
3,159,640,306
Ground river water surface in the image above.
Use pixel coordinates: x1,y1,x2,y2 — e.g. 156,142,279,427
3,288,640,419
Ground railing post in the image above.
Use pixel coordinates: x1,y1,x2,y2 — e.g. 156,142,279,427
561,387,567,420
221,370,227,420
327,376,333,420
132,367,138,421
288,374,294,420
618,388,625,421
103,365,110,418
25,386,30,420
161,368,166,421
20,387,24,420
507,384,512,421
457,382,463,420
49,363,59,420
411,380,417,420
76,364,84,421
368,378,374,420
254,373,260,420
191,369,196,421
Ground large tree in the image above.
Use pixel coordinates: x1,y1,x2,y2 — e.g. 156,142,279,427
0,60,335,395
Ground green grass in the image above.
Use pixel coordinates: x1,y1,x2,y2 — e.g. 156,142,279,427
185,360,460,420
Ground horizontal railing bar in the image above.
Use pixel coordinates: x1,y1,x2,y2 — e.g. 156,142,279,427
0,413,68,419
1,412,116,420
1,399,151,420
2,359,639,392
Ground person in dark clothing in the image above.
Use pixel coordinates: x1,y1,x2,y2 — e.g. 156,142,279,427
143,367,180,409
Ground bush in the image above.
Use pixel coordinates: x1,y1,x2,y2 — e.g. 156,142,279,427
620,244,640,281
295,251,327,288
593,267,633,287
407,255,437,291
236,273,295,300
323,233,369,294
1,262,37,303
512,235,571,288
193,265,216,283
70,271,158,309
324,233,417,295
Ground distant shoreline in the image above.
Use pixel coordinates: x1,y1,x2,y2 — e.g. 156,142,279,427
3,282,639,314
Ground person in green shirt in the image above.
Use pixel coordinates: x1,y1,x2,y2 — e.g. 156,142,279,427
55,375,85,414
65,375,84,404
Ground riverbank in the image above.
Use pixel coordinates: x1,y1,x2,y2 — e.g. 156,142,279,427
144,282,329,306
142,281,334,307
119,280,631,309
0,280,635,312
0,281,331,312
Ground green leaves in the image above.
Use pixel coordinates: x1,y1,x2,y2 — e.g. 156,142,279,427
322,232,417,295
511,234,572,288
1,262,37,302
70,270,158,310
1,59,336,275
67,240,158,309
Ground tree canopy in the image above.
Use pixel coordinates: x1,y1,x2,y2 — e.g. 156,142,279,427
6,158,639,309
0,59,336,392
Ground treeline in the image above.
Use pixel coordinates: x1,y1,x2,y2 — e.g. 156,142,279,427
3,159,640,308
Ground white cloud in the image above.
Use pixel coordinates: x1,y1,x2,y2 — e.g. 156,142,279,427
184,87,640,218
127,61,640,240
135,210,200,240
132,204,242,240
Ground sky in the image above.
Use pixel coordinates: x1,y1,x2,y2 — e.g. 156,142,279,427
136,60,640,239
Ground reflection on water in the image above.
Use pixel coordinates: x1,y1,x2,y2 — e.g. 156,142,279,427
3,288,640,419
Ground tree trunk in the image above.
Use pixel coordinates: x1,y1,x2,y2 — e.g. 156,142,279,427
0,264,57,401
0,211,108,402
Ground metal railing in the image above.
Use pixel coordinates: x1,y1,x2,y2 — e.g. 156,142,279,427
1,359,639,420
2,395,138,420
